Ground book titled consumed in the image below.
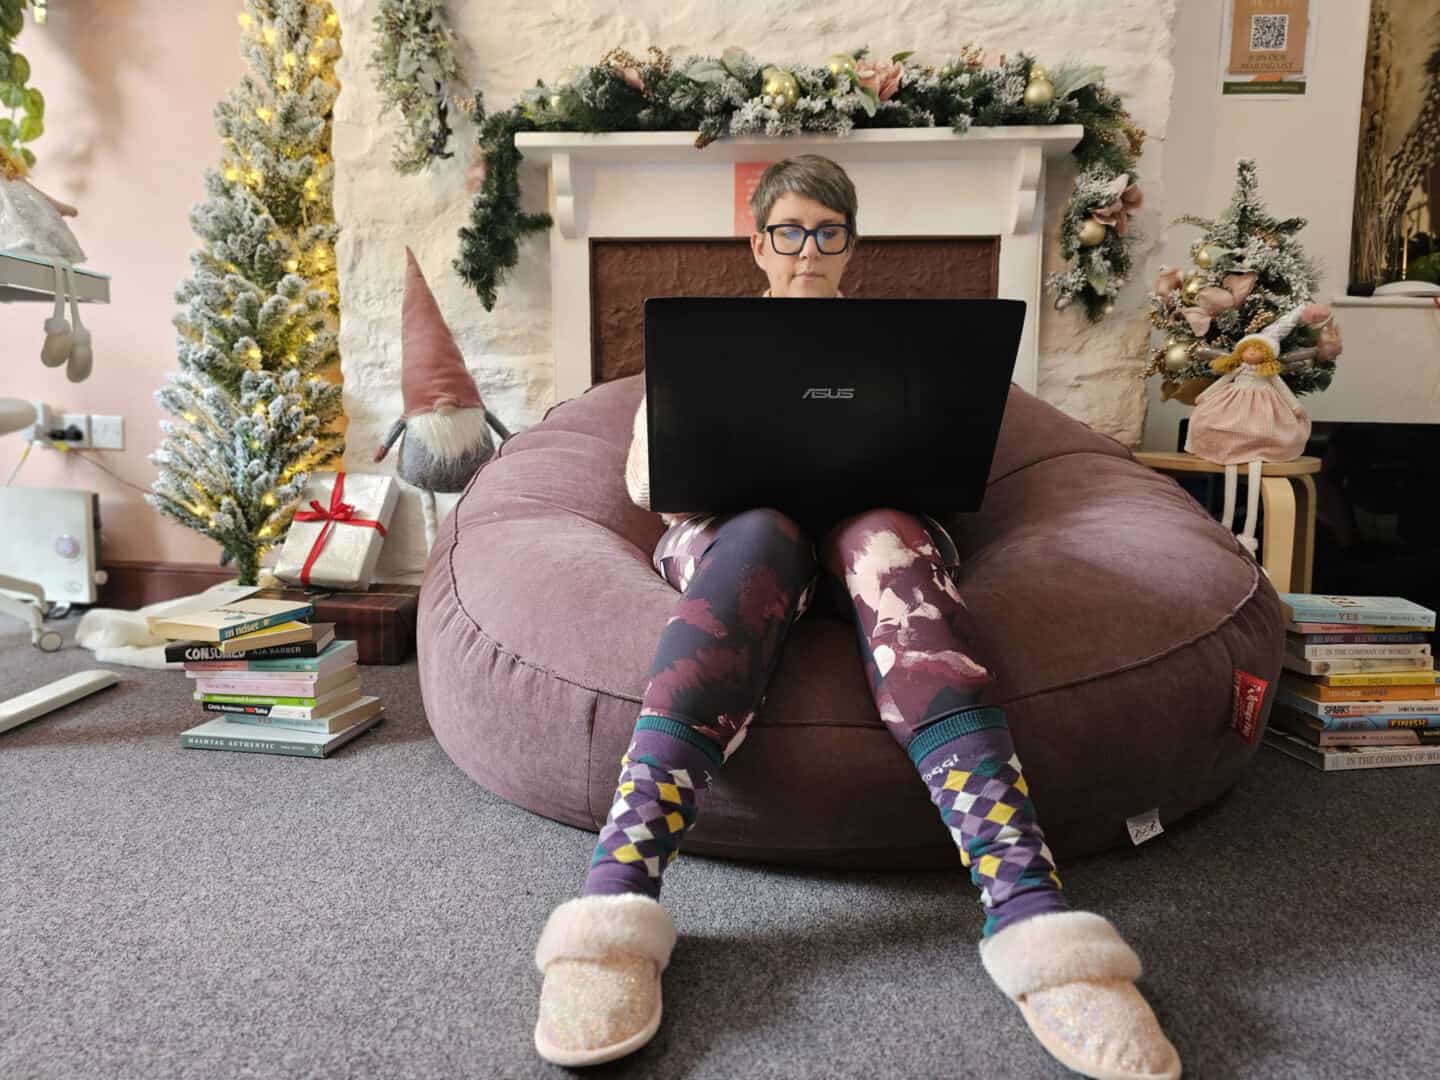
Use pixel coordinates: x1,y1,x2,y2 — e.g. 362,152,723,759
1278,594,1437,630
166,624,336,663
181,699,383,758
148,598,314,643
182,638,355,675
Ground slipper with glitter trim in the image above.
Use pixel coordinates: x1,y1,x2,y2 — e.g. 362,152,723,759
980,911,1182,1080
533,893,676,1067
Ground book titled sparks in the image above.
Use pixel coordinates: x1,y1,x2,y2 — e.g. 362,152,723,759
147,598,314,643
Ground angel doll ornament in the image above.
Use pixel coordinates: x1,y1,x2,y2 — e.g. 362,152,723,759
1185,302,1333,557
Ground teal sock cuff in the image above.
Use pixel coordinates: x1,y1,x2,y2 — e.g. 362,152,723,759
905,706,1008,767
635,713,726,767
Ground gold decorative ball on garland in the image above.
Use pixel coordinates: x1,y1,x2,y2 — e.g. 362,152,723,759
762,67,800,110
1194,245,1223,269
1163,340,1190,371
1023,65,1055,107
826,53,857,80
1182,274,1204,301
1077,218,1107,247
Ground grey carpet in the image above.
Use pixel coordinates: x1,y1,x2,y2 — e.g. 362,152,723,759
2,620,1436,1080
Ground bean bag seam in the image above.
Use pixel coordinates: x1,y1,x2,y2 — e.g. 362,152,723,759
985,445,1138,487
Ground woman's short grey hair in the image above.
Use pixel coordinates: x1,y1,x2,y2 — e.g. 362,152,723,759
749,154,858,233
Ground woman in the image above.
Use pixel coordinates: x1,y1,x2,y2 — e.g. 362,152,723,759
533,155,1182,1080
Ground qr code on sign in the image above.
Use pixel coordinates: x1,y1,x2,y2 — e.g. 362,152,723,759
1250,13,1289,51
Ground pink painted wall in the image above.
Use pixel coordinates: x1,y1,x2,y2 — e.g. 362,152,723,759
1,2,245,566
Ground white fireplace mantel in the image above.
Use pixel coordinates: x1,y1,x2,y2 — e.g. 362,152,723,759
515,126,1085,401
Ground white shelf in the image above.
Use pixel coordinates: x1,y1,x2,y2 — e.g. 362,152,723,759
0,251,111,304
1331,293,1439,309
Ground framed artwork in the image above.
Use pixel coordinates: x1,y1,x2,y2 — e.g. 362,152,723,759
1349,0,1440,287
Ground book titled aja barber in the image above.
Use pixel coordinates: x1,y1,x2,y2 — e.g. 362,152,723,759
1267,593,1440,772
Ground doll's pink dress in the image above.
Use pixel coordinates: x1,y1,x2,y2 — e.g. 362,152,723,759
1184,366,1311,465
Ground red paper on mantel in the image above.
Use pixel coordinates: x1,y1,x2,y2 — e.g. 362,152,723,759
733,161,775,236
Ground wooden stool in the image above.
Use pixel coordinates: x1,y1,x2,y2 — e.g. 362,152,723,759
1133,452,1321,593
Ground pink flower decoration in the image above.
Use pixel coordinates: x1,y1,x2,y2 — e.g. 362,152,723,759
619,66,644,92
465,158,487,195
1317,318,1343,361
855,59,903,100
1298,302,1332,325
1180,307,1214,336
981,50,1006,67
1090,173,1143,237
1154,267,1185,298
1222,271,1257,305
1195,286,1236,315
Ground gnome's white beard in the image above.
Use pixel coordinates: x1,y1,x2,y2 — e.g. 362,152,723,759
406,406,491,461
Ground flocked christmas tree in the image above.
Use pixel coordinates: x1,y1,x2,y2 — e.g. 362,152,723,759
149,0,344,586
1144,159,1341,405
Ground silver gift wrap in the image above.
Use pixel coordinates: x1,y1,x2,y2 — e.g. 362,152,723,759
274,471,400,590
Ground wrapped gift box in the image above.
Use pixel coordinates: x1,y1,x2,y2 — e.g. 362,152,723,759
275,471,399,590
254,583,420,665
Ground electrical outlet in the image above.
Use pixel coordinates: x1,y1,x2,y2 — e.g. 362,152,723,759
91,415,124,451
59,413,93,449
27,401,52,443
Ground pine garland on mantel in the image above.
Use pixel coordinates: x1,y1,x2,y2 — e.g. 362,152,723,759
455,45,1147,319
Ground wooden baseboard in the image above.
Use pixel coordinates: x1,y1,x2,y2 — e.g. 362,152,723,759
98,560,234,611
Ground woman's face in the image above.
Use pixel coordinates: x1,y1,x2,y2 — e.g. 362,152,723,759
750,192,854,298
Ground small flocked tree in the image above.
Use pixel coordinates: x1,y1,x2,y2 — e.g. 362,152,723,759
1145,159,1338,405
149,0,344,585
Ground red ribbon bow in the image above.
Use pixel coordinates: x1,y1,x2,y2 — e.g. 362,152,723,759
290,471,387,587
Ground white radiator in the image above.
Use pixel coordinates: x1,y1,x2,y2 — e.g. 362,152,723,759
0,487,105,605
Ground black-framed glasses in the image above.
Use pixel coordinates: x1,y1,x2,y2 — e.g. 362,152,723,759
763,223,853,256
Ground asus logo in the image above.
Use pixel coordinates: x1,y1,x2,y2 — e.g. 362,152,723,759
801,387,855,400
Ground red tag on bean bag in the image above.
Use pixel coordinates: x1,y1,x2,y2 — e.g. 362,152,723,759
1231,669,1269,744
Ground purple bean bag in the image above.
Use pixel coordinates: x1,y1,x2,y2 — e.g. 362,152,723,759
418,374,1284,868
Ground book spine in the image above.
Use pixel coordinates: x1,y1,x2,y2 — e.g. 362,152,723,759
1299,683,1440,701
1287,643,1431,659
1319,745,1440,771
1290,622,1430,634
184,660,253,673
201,701,316,720
216,606,314,642
167,643,224,663
1283,657,1432,676
1276,690,1440,720
1317,670,1440,687
1283,603,1435,628
1291,632,1431,645
181,733,323,757
193,678,320,696
197,692,318,706
223,714,333,733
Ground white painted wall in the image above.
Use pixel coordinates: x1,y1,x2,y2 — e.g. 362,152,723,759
1138,0,1437,451
334,0,1183,580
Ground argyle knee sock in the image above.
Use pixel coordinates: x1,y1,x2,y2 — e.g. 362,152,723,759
907,706,1070,937
581,716,725,899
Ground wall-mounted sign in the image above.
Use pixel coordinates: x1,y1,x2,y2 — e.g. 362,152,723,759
1221,0,1314,96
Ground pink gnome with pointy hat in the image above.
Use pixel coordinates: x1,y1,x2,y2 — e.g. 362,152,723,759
373,247,508,492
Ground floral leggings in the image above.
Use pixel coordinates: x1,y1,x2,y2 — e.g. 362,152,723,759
643,506,995,759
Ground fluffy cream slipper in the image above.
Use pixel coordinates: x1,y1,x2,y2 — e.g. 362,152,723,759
979,911,1182,1080
533,893,677,1067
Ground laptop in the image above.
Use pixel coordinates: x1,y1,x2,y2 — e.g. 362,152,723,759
643,296,1023,517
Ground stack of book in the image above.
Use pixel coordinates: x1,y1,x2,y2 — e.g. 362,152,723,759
1268,593,1440,772
148,597,384,758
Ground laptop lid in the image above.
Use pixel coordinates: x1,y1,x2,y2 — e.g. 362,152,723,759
643,296,1023,517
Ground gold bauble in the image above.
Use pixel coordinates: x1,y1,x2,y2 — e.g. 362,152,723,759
826,54,857,79
1077,218,1107,247
1023,67,1054,107
1194,247,1213,269
1182,274,1204,300
761,67,800,110
1164,343,1190,371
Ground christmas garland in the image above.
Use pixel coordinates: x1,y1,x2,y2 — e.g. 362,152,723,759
0,0,47,169
368,0,463,174
455,45,1146,318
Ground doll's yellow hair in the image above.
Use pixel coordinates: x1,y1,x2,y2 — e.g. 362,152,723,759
1211,336,1278,375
